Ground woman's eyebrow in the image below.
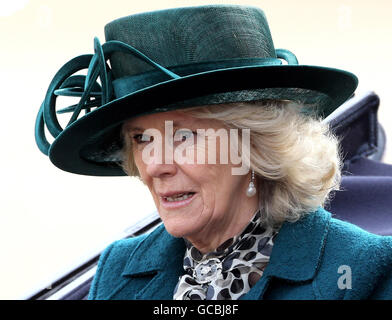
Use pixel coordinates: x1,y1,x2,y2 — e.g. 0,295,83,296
125,126,145,134
172,119,198,129
125,119,197,133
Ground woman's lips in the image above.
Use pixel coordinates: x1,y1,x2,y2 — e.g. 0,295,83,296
160,192,196,209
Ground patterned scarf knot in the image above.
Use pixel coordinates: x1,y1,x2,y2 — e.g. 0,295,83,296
173,211,278,300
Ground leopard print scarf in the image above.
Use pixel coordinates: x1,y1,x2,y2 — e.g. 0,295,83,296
173,211,277,300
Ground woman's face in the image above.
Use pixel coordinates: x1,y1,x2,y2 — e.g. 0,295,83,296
124,110,258,252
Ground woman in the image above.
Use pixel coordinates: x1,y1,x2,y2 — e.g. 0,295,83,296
35,5,392,299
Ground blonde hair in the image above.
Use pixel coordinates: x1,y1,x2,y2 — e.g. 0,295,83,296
121,100,342,228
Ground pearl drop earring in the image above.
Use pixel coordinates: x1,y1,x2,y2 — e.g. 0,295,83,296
246,170,257,197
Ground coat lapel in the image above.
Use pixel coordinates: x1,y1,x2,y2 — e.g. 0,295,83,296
113,207,331,300
120,224,186,299
242,207,332,299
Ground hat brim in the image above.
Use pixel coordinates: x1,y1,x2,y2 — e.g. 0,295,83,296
49,64,358,176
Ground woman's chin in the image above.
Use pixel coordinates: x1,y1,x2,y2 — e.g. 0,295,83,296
162,221,196,238
157,194,204,238
160,212,203,239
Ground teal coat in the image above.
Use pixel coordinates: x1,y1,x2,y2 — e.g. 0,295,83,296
88,208,392,300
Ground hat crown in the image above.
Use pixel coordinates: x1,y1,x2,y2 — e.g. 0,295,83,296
104,5,276,79
35,5,357,176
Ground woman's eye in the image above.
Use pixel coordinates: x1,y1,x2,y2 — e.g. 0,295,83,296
133,134,153,144
175,130,196,142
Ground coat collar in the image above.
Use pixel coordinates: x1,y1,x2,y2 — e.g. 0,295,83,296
122,224,185,277
263,206,331,281
121,207,331,298
121,224,185,299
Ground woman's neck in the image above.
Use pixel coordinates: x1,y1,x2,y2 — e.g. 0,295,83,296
185,196,259,254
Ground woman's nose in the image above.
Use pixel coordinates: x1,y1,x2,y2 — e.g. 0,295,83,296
145,153,177,178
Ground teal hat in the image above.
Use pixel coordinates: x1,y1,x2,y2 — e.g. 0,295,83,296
35,4,357,176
